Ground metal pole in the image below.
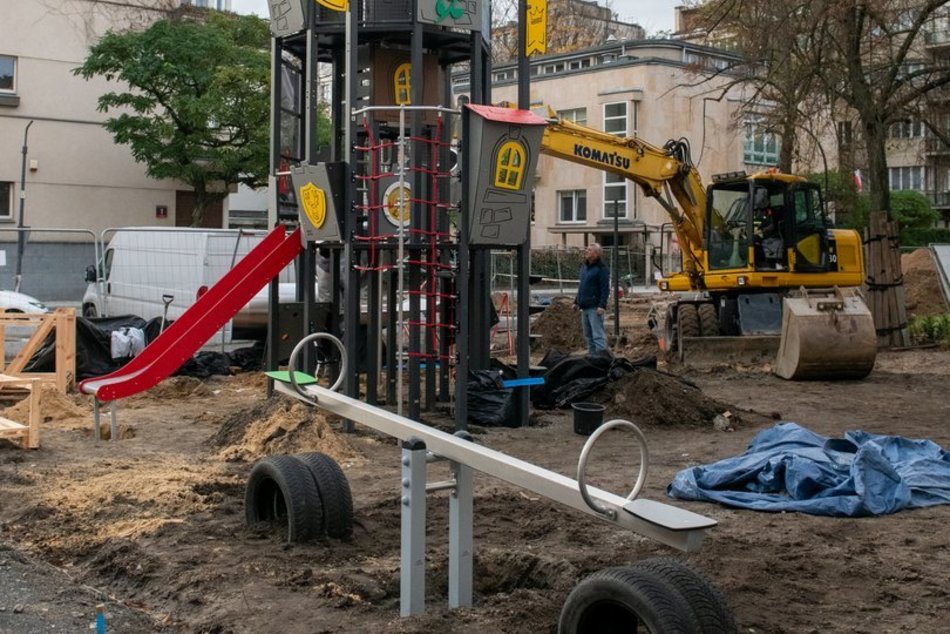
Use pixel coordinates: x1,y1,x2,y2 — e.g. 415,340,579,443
15,120,34,293
613,200,620,339
516,0,531,427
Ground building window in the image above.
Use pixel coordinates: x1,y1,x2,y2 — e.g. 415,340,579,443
559,190,587,223
744,121,780,166
604,173,627,219
889,119,926,139
557,108,587,125
603,102,627,137
393,63,411,105
889,166,925,191
0,55,15,92
0,182,12,219
494,140,526,190
837,121,853,147
568,58,591,70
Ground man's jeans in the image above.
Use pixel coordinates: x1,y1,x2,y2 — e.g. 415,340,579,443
581,307,607,354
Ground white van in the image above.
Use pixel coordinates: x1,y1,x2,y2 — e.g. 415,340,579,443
82,228,297,340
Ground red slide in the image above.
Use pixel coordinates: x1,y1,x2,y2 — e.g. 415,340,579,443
79,225,303,402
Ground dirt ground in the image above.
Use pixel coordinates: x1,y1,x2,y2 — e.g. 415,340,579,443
1,296,949,633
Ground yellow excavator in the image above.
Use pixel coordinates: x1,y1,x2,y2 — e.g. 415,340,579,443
539,114,877,379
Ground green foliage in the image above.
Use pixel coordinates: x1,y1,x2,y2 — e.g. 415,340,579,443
908,314,950,346
806,170,870,229
75,13,271,225
899,227,950,247
889,191,940,229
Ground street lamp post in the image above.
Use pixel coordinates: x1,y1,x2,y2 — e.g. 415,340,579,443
15,120,34,293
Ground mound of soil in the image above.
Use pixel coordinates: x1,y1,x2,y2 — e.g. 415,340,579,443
590,368,736,427
211,397,363,465
902,248,948,317
126,376,213,407
532,297,585,352
2,384,90,424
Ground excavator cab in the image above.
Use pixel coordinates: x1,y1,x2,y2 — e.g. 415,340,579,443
705,176,836,274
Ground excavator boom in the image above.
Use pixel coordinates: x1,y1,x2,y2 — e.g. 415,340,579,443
537,113,876,380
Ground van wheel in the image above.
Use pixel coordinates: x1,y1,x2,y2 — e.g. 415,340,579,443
83,304,98,318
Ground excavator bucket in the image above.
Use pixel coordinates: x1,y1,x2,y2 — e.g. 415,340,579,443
774,288,876,380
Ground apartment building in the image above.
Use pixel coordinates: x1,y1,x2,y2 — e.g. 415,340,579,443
674,4,950,227
0,1,233,298
455,39,774,251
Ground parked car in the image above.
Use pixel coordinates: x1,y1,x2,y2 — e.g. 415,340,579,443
0,290,50,314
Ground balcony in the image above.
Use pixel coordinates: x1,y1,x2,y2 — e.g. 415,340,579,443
926,191,950,209
924,136,950,155
924,28,950,49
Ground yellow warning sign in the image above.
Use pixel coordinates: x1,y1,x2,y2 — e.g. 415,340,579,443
315,0,348,13
299,183,327,229
526,0,547,56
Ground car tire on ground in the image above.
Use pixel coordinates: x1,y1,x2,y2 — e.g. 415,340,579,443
244,455,323,543
632,558,737,634
558,566,701,634
697,303,720,337
82,304,98,318
294,452,354,540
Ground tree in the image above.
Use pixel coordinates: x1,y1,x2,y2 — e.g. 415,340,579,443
890,190,940,228
821,0,950,213
75,12,271,226
686,0,830,173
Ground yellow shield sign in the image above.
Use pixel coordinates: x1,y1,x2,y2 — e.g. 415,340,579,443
299,182,327,229
315,0,348,12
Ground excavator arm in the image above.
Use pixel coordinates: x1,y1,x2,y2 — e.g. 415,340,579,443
540,116,709,284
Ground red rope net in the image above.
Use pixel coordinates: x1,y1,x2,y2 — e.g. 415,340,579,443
352,115,456,364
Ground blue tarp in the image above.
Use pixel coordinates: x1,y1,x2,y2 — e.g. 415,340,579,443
668,422,950,517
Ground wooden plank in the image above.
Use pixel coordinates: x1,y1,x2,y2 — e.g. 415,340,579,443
0,309,76,392
55,309,77,392
26,380,39,449
0,417,27,430
6,317,55,374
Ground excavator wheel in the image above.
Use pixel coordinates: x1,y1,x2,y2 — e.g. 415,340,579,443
697,303,720,337
677,304,700,340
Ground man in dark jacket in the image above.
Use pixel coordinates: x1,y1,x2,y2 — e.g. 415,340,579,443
573,243,610,353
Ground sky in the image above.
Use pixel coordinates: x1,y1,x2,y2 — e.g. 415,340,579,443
229,0,682,36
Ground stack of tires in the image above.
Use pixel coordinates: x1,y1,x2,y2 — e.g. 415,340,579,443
244,452,353,542
559,557,736,634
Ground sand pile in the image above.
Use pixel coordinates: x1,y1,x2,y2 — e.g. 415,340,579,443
532,297,586,352
2,384,90,424
211,397,363,465
590,368,736,427
126,376,214,407
902,248,948,317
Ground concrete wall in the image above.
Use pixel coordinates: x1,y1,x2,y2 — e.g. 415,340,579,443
0,1,195,238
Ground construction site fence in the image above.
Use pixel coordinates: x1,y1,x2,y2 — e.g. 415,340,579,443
0,227,99,303
490,246,680,296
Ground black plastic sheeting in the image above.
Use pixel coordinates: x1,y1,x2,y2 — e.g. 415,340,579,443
465,351,656,425
23,315,265,381
531,349,656,410
466,369,518,427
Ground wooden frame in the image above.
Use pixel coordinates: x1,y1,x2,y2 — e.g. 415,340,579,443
0,308,76,393
0,374,41,449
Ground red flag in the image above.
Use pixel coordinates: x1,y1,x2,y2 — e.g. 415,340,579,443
853,169,863,193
